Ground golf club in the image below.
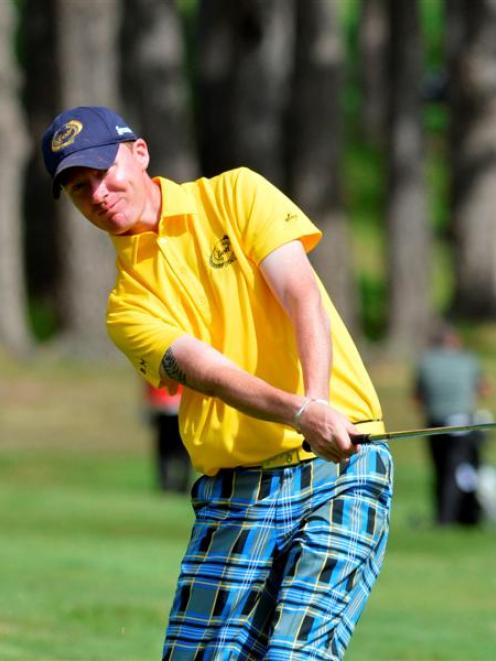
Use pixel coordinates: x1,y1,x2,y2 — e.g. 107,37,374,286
302,421,496,451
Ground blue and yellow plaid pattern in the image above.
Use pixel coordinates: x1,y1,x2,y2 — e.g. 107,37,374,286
162,444,393,660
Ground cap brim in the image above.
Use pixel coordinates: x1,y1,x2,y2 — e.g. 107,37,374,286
52,143,119,198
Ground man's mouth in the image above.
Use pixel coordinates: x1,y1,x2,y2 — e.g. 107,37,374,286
98,199,121,217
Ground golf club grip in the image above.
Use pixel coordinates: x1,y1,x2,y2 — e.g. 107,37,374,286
302,434,371,452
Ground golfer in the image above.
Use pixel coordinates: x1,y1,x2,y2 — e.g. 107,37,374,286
42,106,393,660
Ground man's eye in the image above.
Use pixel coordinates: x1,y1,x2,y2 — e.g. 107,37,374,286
71,181,86,193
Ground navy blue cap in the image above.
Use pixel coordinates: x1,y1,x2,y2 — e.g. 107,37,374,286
42,106,138,198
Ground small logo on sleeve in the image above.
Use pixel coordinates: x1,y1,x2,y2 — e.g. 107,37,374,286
139,358,147,375
284,212,298,222
209,235,237,269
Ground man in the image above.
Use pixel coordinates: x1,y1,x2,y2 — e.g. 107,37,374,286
415,323,489,526
42,106,393,660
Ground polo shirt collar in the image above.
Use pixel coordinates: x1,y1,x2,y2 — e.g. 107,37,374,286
110,176,197,256
155,176,197,221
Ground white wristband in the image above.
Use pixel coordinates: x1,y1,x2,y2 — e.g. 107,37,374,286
293,397,329,433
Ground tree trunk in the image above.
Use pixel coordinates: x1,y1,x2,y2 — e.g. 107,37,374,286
0,0,32,355
54,0,121,355
197,0,294,186
386,0,431,350
21,0,60,322
120,0,198,182
449,0,496,317
358,0,388,146
287,0,356,330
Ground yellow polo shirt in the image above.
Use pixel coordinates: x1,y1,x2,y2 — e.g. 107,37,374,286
107,167,384,475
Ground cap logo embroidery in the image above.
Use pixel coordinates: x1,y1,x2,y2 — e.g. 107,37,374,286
51,120,83,152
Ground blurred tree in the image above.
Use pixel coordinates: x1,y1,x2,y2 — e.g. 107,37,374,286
448,0,496,317
120,0,198,182
21,0,60,335
54,0,121,355
0,0,32,354
386,0,431,350
358,0,388,146
196,0,294,186
287,0,356,328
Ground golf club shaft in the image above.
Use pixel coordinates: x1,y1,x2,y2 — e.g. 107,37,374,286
301,421,496,451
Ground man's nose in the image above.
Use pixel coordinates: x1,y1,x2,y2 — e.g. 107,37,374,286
90,176,107,204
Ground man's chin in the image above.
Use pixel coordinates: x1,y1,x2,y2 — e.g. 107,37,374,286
105,214,134,235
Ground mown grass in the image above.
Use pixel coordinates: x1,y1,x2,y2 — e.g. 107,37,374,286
0,451,191,660
1,349,495,660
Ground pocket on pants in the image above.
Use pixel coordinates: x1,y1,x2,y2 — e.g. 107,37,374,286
338,443,393,506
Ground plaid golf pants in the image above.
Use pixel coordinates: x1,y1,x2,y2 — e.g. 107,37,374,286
162,443,393,660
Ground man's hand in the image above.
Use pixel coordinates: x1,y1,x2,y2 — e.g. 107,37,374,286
297,400,361,463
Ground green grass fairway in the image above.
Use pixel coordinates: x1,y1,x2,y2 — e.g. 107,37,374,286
1,352,495,660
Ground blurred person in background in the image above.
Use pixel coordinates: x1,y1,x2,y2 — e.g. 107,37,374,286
414,323,491,526
42,106,393,660
144,383,190,493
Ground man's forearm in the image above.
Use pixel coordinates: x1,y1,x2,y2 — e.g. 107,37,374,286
289,293,332,401
259,241,332,403
160,335,357,462
160,339,304,428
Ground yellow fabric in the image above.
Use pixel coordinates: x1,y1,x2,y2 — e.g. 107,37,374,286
107,167,384,475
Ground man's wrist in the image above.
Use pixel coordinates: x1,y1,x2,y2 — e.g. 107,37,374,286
293,397,311,432
292,397,329,433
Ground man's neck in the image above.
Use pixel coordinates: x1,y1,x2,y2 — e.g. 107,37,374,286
123,177,162,235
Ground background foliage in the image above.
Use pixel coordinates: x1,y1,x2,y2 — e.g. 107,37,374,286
2,0,495,354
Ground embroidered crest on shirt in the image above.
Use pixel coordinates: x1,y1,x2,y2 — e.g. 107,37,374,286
209,235,237,269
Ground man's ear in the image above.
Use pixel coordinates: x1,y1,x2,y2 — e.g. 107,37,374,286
132,138,150,170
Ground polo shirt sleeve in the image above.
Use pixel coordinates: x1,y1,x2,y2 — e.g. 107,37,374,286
106,281,185,388
231,167,322,265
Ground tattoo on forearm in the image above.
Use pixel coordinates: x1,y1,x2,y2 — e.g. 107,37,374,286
162,348,187,385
